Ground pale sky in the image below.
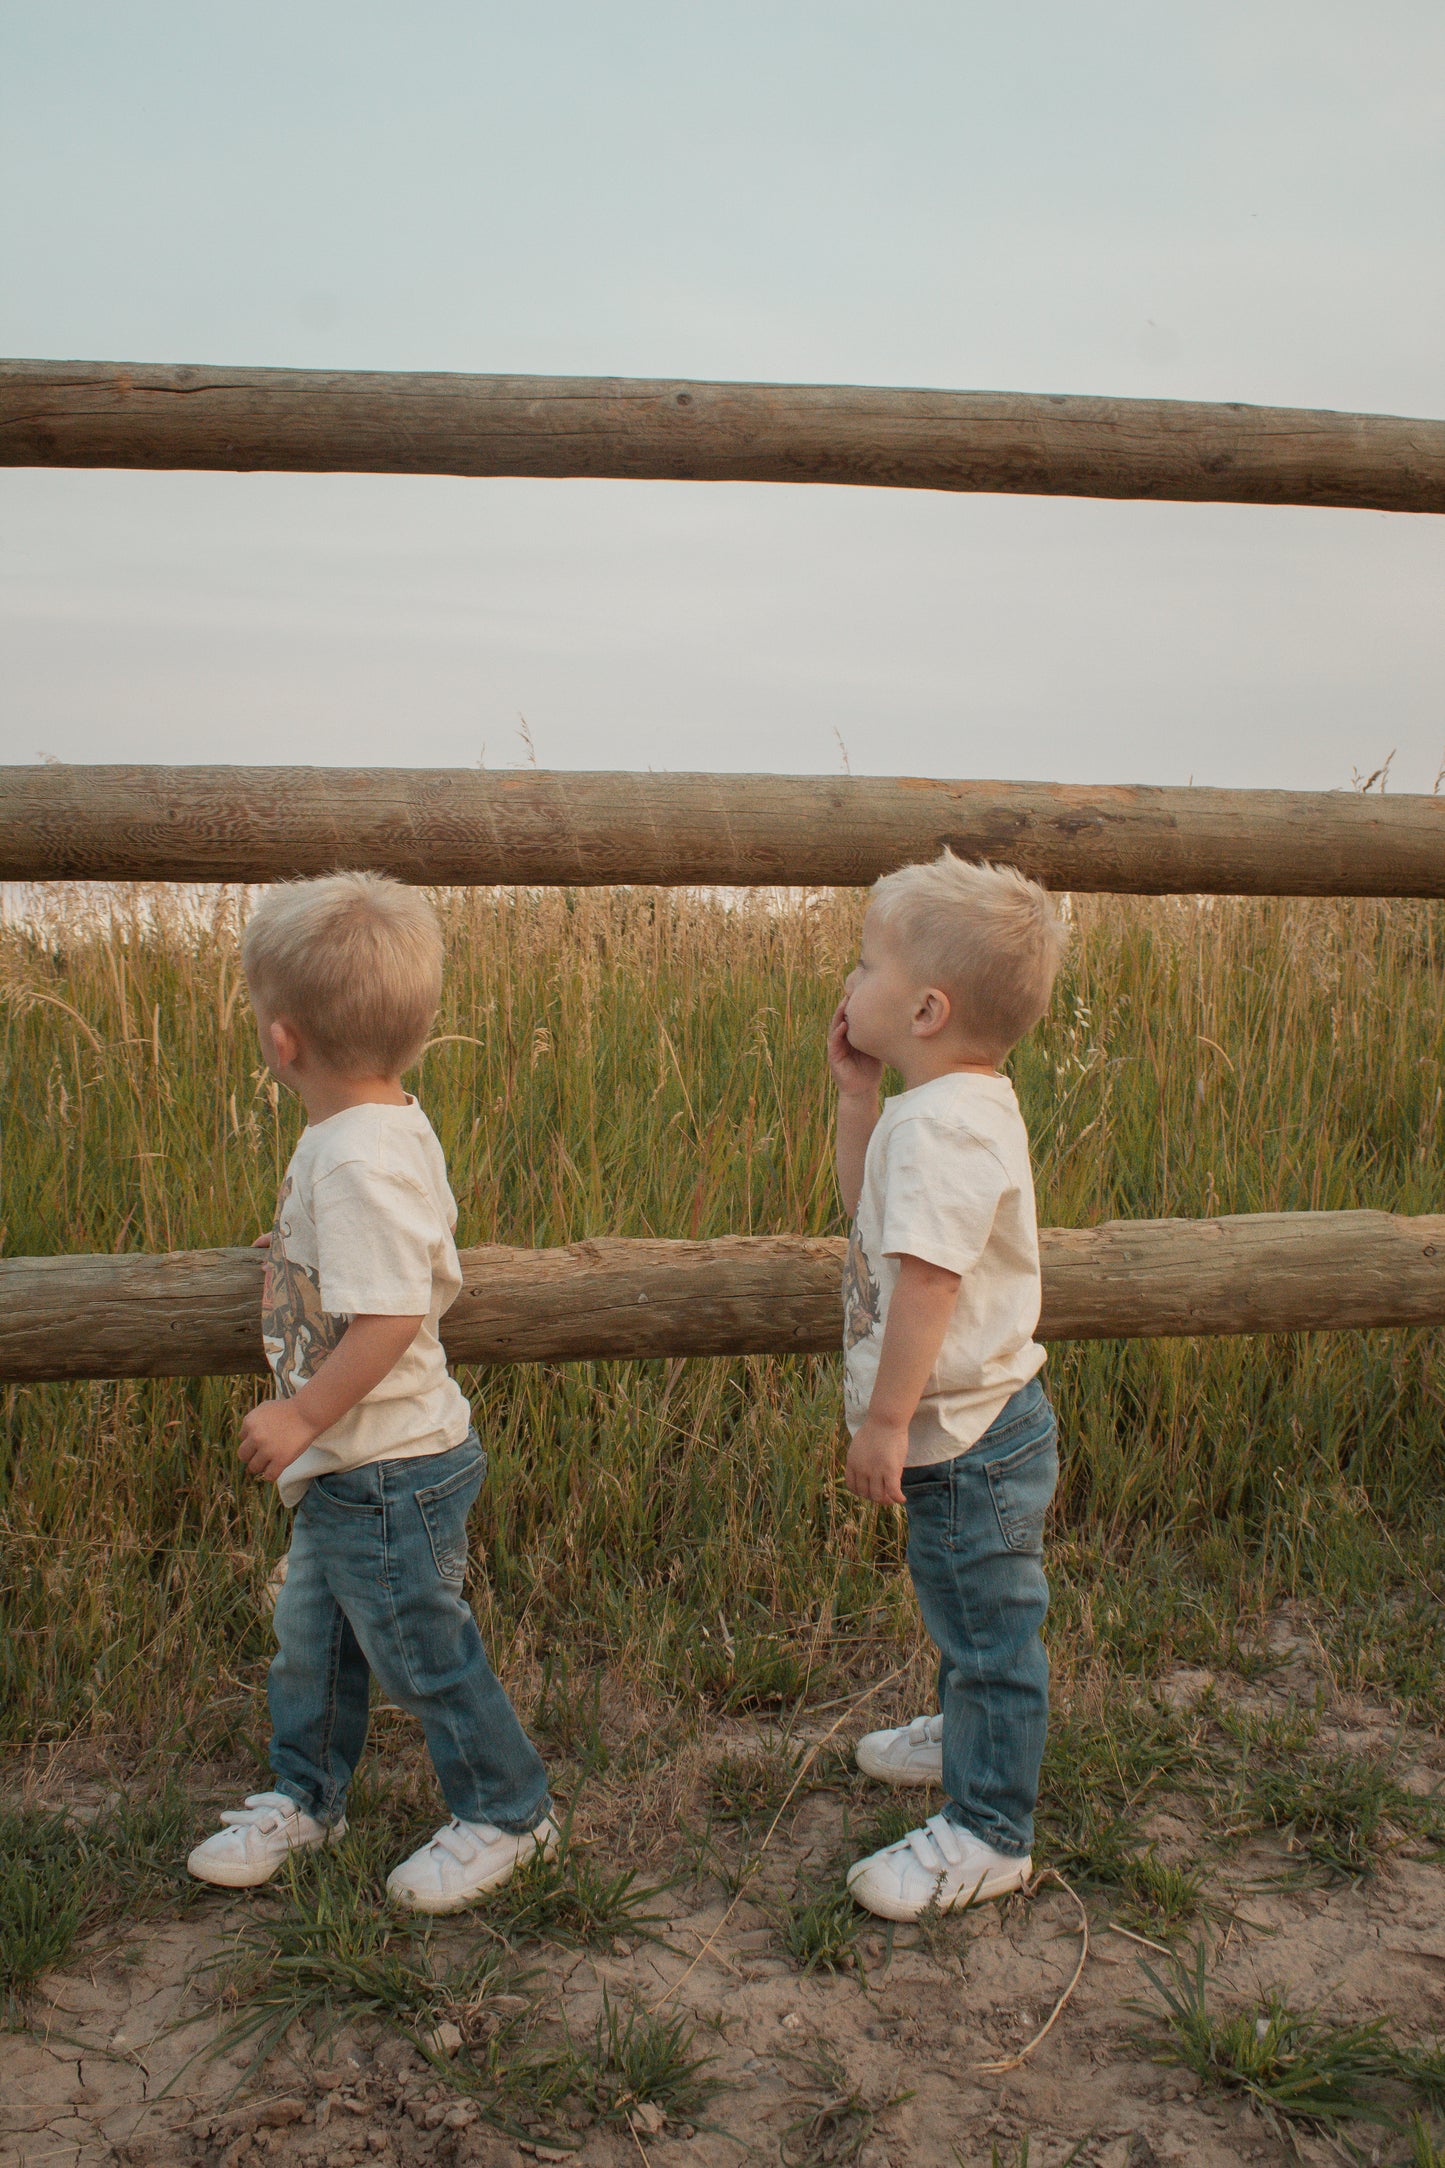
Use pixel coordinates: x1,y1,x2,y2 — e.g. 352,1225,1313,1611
2,1,1443,789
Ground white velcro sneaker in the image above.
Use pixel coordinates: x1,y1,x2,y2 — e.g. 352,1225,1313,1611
846,1811,1031,1921
855,1713,944,1786
187,1791,345,1888
386,1815,560,1914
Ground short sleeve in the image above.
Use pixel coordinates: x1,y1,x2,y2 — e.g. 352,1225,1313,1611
311,1162,440,1316
879,1117,1009,1278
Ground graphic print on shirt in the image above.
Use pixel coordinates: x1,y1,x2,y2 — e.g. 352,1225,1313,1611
261,1176,348,1397
842,1221,883,1350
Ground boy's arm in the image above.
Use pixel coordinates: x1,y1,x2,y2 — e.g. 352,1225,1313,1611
845,1253,961,1506
238,1313,425,1483
827,998,882,1219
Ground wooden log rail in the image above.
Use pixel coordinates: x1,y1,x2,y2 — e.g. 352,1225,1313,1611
7,766,1445,895
3,1213,1442,1384
4,363,1444,513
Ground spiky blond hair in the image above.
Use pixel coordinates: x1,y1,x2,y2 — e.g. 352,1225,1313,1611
241,872,443,1078
867,850,1068,1059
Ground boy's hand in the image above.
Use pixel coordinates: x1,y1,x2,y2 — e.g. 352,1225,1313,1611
252,1232,272,1249
845,1414,910,1506
827,999,883,1098
239,1397,318,1483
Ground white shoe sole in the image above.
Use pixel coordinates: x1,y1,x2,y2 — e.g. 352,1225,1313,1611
186,1816,346,1889
386,1828,559,1915
846,1855,1031,1922
854,1739,944,1786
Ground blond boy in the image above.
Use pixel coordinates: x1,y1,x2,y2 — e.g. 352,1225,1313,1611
827,853,1067,1920
187,874,555,1911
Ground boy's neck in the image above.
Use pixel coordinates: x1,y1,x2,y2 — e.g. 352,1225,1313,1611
892,1044,1000,1091
296,1073,411,1125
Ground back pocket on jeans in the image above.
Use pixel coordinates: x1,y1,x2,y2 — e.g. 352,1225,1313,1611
415,1453,484,1587
986,1428,1058,1555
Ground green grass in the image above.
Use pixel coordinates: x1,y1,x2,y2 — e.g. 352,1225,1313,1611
3,885,1445,1757
473,1828,671,1951
774,1881,865,1978
212,1856,518,2075
708,1743,804,1826
576,1990,721,2127
1214,1704,1445,1878
1036,1696,1204,1897
1,1784,198,2020
1136,1939,1445,2141
778,2033,908,2165
1410,2112,1445,2167
205,1838,712,2137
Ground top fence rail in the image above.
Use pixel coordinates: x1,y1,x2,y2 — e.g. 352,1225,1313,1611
3,768,1445,895
4,362,1445,513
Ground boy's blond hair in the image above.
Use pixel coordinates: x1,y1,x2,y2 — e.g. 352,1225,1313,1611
868,851,1067,1059
241,872,443,1077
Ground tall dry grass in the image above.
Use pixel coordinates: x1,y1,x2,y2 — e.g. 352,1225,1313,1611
2,884,1443,1756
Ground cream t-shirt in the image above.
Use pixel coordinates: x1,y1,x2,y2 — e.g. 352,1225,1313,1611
842,1071,1046,1467
261,1098,472,1507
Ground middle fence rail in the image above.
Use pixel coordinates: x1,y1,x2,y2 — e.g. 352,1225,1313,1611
5,766,1445,894
4,1213,1444,1383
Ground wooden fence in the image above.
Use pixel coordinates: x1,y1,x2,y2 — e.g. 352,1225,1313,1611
4,360,1444,1387
4,362,1445,513
4,1216,1444,1384
4,765,1445,895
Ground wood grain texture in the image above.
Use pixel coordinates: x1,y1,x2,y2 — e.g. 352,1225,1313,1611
6,766,1445,895
3,363,1443,511
3,1214,1442,1383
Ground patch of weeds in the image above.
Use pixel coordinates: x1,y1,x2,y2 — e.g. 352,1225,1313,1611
674,1813,758,1899
1112,1854,1205,1937
1043,1699,1203,1824
687,1613,810,1712
479,1830,670,1950
445,2018,583,2131
208,1851,584,2133
777,2033,908,2164
209,1852,516,2074
1247,1751,1402,1877
767,1798,935,1979
772,1792,978,1979
1408,2112,1445,2166
1397,2041,1445,2106
0,1812,86,2023
1038,1698,1205,1888
576,1991,721,2126
1,1784,199,2021
709,1743,801,1826
1039,1799,1139,1887
774,1882,863,1978
849,1798,921,1858
908,1888,981,1970
807,1742,871,1797
1134,1940,1421,2138
533,1656,610,1775
1218,1705,1444,1877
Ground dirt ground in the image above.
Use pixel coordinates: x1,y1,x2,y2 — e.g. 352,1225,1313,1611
6,1651,1445,2168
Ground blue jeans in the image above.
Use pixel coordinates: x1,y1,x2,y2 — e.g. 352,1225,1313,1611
267,1433,551,1834
900,1376,1058,1858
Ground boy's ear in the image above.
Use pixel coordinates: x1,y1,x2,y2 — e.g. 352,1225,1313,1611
268,1016,303,1070
911,987,952,1039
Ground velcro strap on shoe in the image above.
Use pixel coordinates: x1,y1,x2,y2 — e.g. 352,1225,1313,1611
907,1814,968,1872
432,1821,479,1864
